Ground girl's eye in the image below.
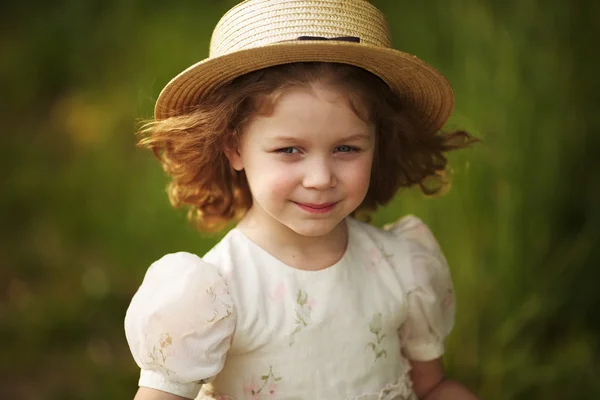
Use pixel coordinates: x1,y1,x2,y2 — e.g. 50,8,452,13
336,145,359,153
276,147,300,154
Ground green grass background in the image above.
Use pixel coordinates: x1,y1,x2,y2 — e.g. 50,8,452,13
2,0,599,398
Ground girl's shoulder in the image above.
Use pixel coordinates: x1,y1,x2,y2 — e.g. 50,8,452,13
126,252,234,321
202,227,251,273
348,215,450,287
124,251,236,398
349,214,441,253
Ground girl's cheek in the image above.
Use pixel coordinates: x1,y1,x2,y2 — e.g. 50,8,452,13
271,166,302,191
344,157,373,185
252,162,300,192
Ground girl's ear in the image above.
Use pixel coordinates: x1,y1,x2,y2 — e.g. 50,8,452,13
224,145,244,171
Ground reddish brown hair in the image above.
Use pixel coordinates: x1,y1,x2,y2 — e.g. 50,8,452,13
138,62,476,231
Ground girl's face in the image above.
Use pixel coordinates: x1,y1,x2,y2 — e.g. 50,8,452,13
227,83,375,237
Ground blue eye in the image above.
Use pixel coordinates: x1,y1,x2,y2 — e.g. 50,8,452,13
336,145,359,153
276,147,299,154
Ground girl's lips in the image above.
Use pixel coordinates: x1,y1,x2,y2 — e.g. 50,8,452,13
294,202,338,214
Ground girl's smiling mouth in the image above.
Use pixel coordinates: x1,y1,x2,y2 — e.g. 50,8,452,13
293,201,339,214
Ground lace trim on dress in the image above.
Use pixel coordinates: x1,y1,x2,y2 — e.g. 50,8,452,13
198,374,416,400
348,374,416,400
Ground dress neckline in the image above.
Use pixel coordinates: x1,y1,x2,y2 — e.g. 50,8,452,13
228,218,356,276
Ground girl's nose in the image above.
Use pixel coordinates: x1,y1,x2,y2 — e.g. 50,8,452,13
302,158,337,190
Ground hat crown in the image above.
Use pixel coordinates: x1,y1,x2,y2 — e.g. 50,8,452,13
210,0,392,57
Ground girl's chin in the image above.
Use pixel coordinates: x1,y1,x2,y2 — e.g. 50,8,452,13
283,218,345,237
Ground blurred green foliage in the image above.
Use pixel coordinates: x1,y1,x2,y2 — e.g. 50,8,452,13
2,0,599,399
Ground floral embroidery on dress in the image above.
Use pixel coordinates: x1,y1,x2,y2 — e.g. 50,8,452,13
368,241,395,270
146,333,175,376
367,313,388,362
242,365,282,399
269,281,287,302
207,286,233,323
289,289,315,346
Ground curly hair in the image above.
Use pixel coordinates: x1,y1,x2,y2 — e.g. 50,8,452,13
138,62,477,232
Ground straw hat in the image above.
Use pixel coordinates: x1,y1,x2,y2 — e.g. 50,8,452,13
155,0,454,134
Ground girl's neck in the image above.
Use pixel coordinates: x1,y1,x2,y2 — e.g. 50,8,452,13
235,208,348,271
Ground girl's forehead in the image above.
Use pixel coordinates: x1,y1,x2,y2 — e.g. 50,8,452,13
277,84,350,107
262,83,372,124
245,85,375,143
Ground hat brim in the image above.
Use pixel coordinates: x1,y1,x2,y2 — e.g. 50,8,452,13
154,41,454,134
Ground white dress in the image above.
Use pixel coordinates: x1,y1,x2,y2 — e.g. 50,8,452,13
125,215,455,400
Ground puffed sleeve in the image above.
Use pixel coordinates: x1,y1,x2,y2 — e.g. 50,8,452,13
385,216,455,362
124,252,235,399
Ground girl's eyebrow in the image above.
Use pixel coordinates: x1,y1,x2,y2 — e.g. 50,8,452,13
342,133,373,141
271,132,372,143
270,136,301,143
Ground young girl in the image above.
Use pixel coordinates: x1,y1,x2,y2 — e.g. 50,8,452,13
125,1,479,399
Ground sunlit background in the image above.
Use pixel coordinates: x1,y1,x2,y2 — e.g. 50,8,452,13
2,0,599,399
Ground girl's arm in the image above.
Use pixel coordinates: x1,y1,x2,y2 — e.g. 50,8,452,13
133,387,190,400
410,359,479,400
